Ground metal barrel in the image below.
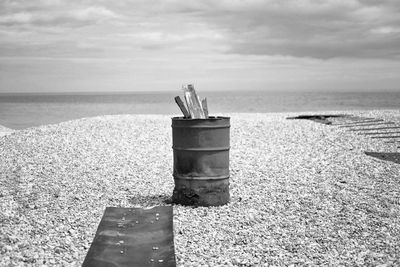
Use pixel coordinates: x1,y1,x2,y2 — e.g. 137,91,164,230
171,116,230,206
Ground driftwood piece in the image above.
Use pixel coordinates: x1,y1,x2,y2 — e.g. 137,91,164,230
365,152,400,164
286,115,339,125
340,122,394,128
334,119,383,126
345,116,375,121
201,98,208,118
362,131,400,136
174,96,190,118
371,135,400,139
351,126,400,132
183,84,205,119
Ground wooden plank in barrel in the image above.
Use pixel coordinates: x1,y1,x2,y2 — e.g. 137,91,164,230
201,98,209,118
183,84,205,119
174,96,190,118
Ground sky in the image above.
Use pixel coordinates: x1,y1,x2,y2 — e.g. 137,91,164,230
0,0,400,93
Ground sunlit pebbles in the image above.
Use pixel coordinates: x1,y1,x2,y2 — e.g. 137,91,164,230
1,111,399,266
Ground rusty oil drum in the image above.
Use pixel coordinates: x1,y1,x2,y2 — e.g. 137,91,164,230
171,116,230,206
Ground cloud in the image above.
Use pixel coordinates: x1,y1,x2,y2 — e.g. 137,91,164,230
0,12,33,25
0,40,105,58
131,0,400,59
69,6,118,23
176,0,400,59
0,0,399,60
371,26,400,35
0,3,119,28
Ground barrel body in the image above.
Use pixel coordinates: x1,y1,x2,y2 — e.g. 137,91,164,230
172,116,230,206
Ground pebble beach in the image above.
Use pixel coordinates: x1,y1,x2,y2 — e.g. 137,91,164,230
0,125,13,137
1,111,400,266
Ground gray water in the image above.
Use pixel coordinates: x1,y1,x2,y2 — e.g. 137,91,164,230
1,90,400,129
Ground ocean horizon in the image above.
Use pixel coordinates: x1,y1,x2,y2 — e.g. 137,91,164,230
1,90,400,130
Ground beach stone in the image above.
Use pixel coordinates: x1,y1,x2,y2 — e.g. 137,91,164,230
0,112,399,266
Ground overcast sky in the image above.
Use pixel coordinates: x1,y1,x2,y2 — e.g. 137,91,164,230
1,0,400,93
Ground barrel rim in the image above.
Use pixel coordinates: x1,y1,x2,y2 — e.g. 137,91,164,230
173,174,230,180
172,146,230,151
171,116,230,121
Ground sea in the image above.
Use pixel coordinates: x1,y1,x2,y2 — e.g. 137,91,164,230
1,90,400,130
